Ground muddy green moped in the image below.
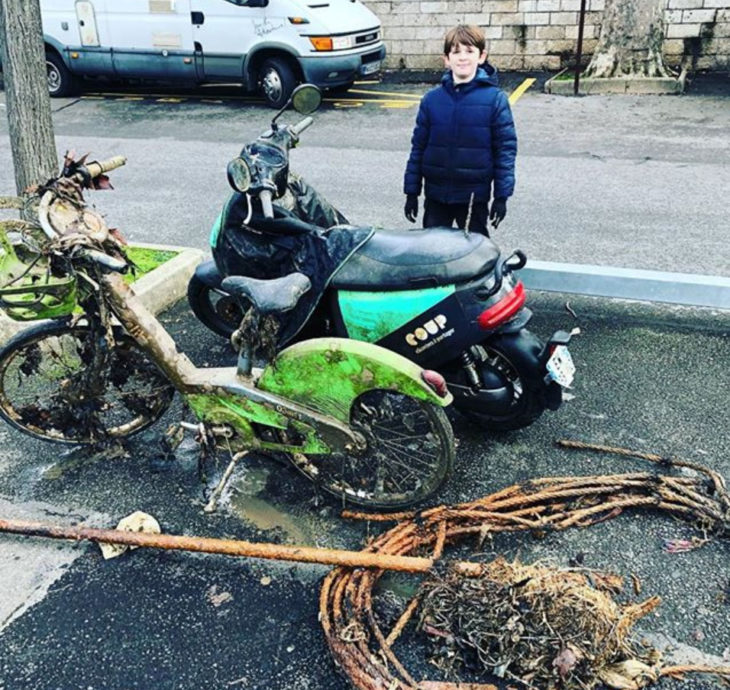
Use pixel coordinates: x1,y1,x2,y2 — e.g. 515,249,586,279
0,156,454,509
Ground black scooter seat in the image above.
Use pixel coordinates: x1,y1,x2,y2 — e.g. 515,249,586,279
331,226,500,290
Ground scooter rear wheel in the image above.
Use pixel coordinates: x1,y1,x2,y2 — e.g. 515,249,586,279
459,337,547,432
0,320,175,444
287,389,454,509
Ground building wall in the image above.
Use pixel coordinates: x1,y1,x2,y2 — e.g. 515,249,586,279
363,0,730,72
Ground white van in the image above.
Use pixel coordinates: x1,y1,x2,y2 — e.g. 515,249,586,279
39,0,385,106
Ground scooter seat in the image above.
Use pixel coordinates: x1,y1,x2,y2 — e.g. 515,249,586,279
331,227,500,290
221,273,311,315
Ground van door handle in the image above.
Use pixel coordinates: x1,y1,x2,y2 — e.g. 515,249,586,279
191,11,204,25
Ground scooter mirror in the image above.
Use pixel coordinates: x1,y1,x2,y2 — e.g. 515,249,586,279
227,157,251,193
290,84,322,115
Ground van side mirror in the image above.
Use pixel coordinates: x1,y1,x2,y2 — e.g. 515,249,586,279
240,0,268,6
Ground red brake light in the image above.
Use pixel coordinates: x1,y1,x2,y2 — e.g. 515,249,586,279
477,281,525,330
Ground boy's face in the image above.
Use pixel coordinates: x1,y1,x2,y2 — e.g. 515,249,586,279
444,42,486,84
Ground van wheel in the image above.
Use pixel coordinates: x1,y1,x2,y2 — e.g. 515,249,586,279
46,51,78,97
258,57,297,109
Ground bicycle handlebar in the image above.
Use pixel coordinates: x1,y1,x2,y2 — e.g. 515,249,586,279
86,156,127,179
78,248,128,273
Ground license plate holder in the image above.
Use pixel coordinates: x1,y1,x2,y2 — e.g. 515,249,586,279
361,60,380,76
546,345,575,388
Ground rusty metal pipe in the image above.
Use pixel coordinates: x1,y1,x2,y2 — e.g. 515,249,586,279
0,517,484,576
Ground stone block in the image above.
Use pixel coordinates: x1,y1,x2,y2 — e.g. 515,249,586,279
416,26,448,39
487,0,519,11
518,0,538,11
551,11,578,24
420,1,449,12
490,12,525,24
390,1,423,13
522,38,550,53
565,23,599,38
483,25,505,38
489,39,518,53
663,9,683,22
536,0,561,10
536,24,566,38
560,0,582,9
667,22,703,37
683,8,720,22
667,0,699,8
524,54,561,68
492,54,527,69
589,0,605,9
524,11,550,24
463,12,492,24
547,39,578,52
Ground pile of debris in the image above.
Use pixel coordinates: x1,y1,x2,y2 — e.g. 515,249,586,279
320,444,730,690
420,558,660,688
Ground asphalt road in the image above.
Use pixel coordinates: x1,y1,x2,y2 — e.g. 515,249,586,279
0,77,729,689
1,74,729,275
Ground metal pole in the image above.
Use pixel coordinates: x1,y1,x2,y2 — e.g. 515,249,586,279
574,0,588,95
0,517,485,576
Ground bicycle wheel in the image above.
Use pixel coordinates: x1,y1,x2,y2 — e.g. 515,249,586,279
288,389,454,510
0,320,175,444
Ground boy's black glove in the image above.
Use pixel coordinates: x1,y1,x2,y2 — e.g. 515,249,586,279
404,194,419,223
490,198,507,228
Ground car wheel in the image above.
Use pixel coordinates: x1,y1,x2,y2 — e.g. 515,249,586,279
46,51,78,97
258,57,297,109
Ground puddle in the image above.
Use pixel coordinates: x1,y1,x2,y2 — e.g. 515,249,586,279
227,465,312,545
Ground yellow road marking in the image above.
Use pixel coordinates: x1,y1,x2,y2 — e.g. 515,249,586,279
509,78,536,105
348,88,421,100
156,97,185,103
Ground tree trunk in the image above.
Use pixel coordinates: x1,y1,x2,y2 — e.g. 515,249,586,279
585,0,673,78
0,0,58,196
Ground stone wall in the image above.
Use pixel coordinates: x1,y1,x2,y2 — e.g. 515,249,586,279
363,0,730,72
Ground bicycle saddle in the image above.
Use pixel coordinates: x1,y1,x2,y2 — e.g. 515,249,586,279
221,272,311,315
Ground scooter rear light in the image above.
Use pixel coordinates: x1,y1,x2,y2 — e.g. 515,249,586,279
421,369,449,398
477,281,525,330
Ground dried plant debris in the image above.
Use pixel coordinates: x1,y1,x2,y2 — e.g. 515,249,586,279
322,455,730,690
419,557,661,689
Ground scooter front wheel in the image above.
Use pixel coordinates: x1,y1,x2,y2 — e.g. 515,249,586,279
187,275,241,338
0,320,175,444
287,389,454,510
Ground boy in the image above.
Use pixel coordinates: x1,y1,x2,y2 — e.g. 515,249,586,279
403,25,517,235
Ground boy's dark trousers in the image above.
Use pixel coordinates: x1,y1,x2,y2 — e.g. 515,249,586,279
423,198,490,236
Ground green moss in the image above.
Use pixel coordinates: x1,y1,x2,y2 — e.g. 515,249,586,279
125,246,180,283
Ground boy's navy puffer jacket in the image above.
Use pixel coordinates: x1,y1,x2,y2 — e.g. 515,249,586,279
403,65,517,204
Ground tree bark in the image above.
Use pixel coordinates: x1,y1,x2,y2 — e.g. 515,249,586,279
585,0,674,78
0,0,58,195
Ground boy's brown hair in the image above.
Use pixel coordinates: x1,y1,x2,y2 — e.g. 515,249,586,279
443,25,486,55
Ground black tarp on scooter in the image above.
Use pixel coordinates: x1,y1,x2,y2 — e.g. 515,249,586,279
213,190,372,347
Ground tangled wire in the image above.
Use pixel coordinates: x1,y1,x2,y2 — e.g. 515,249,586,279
319,443,730,690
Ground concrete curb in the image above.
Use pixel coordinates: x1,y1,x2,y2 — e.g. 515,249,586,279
0,243,205,345
545,73,685,95
522,260,730,310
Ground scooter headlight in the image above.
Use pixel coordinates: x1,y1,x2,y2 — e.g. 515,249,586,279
227,157,252,193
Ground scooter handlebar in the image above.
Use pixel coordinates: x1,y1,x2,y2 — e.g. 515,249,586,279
290,117,313,137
